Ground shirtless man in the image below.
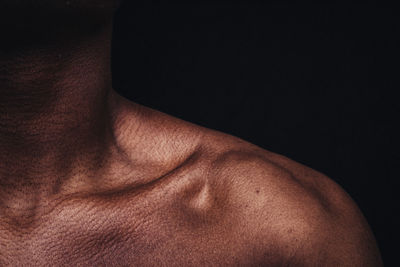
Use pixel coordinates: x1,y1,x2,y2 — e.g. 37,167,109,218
0,1,383,266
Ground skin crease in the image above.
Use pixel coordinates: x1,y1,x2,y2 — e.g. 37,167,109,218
0,1,383,266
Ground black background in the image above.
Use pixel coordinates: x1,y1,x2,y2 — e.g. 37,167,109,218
112,2,398,265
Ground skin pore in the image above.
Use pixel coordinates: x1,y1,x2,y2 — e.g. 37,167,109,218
0,1,383,266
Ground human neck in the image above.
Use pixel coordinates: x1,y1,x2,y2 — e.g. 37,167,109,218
0,23,118,214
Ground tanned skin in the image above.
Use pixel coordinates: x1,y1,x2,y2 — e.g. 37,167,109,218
0,1,383,266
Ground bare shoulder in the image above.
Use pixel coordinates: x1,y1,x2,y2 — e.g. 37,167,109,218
200,131,383,266
111,97,382,265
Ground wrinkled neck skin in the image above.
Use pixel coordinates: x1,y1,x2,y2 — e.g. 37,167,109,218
0,15,122,225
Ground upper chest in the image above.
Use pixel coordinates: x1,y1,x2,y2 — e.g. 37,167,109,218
1,175,265,266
